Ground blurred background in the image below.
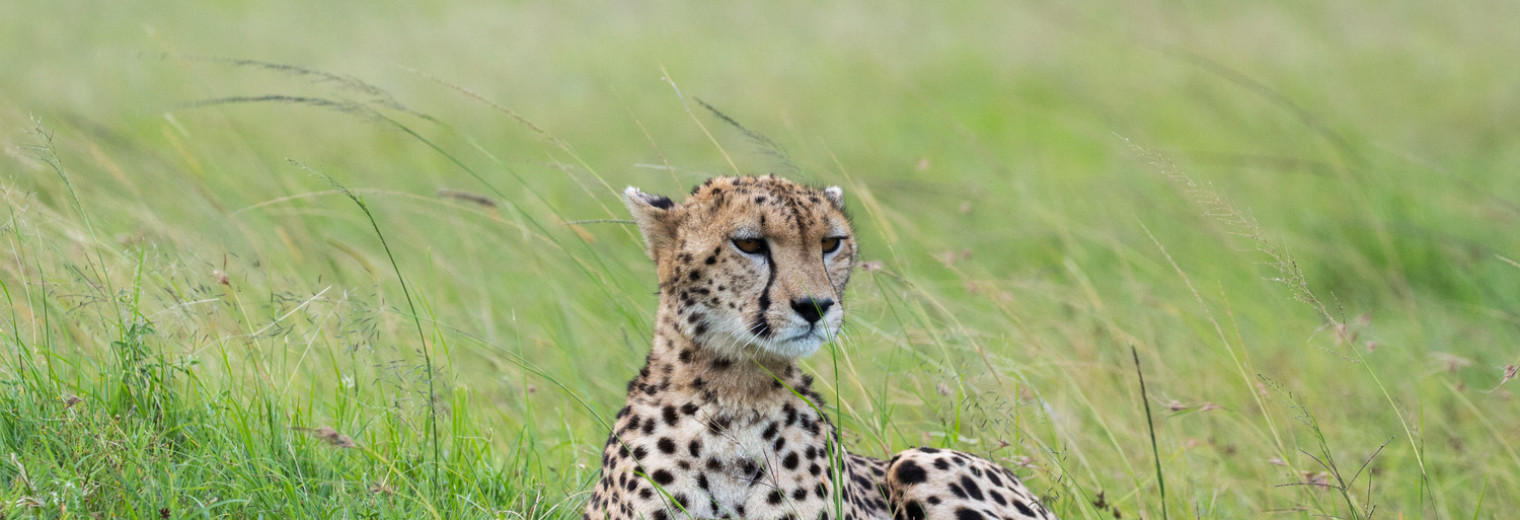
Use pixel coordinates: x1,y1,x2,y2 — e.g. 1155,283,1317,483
2,1,1517,518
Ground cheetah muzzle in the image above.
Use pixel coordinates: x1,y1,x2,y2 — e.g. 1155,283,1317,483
586,175,1058,520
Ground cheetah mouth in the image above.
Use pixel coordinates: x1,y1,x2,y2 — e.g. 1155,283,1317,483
774,323,837,350
729,318,838,358
746,319,827,341
783,328,821,342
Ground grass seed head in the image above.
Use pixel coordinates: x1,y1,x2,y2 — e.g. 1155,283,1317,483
1490,364,1518,392
1299,471,1332,488
436,189,497,208
297,426,357,448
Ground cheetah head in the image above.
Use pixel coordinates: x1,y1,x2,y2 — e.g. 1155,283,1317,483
623,175,856,360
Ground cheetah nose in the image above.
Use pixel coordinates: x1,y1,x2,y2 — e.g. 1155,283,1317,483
789,297,834,324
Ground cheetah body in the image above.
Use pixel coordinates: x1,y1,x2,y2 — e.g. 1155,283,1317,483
586,176,1056,520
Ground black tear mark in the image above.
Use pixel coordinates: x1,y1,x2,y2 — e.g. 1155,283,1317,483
750,245,776,338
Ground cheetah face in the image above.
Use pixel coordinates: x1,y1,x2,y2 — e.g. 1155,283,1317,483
623,176,856,360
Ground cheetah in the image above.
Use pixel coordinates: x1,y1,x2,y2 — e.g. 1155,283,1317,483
586,175,1057,520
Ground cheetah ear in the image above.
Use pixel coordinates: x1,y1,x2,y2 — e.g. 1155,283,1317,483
623,186,681,260
823,186,845,210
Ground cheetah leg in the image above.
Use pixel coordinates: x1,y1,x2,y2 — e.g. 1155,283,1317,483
883,448,1056,520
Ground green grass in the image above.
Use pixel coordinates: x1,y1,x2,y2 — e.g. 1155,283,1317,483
3,1,1518,518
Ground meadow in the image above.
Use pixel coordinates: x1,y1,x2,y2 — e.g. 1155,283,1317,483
2,1,1517,518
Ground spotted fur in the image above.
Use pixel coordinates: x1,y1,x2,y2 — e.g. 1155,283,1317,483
586,176,1057,520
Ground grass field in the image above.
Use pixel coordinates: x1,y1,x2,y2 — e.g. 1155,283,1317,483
3,1,1518,518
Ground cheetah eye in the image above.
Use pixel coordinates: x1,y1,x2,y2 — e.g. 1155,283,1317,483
821,236,844,254
732,238,768,255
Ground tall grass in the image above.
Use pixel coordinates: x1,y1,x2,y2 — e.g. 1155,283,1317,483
4,2,1519,518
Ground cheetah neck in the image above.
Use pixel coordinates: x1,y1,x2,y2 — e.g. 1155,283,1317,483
632,303,815,414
